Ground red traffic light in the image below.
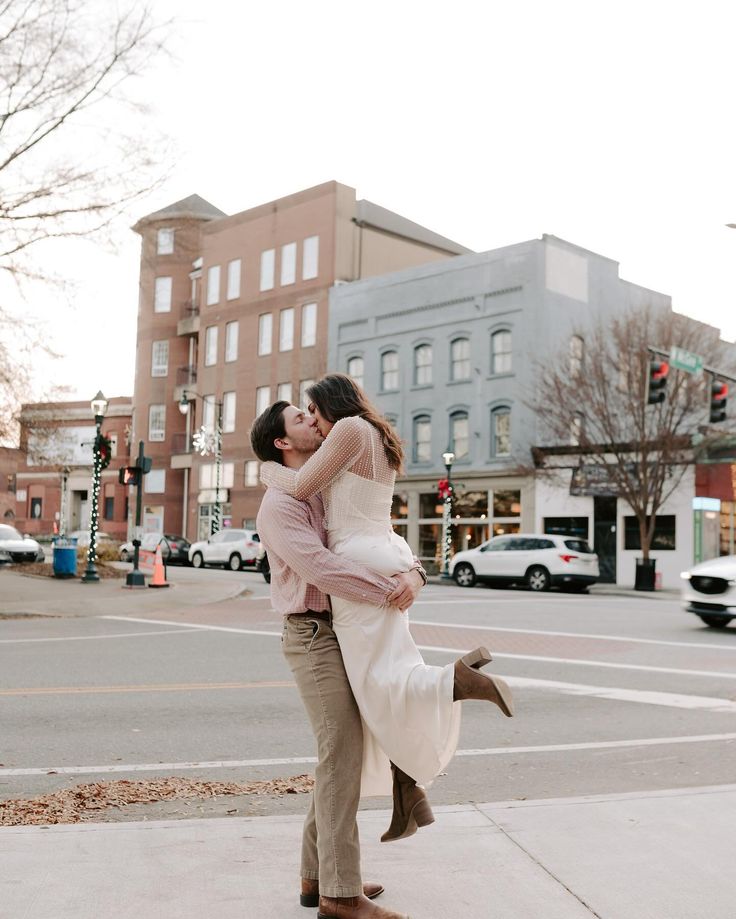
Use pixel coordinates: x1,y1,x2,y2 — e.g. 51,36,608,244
710,379,729,424
647,359,669,405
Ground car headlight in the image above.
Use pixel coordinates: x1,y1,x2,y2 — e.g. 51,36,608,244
680,572,692,580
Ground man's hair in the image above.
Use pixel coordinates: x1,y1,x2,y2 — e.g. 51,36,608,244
250,400,290,463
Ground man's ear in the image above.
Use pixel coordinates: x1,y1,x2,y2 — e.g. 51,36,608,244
274,437,290,452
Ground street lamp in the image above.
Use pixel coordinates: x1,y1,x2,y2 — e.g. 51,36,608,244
440,450,455,579
81,391,108,583
179,390,223,534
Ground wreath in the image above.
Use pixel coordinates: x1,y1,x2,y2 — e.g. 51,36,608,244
97,433,113,470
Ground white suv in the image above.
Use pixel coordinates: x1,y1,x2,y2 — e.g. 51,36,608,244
450,533,599,592
188,529,260,571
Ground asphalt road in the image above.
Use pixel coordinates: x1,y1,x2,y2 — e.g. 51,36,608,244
2,569,736,822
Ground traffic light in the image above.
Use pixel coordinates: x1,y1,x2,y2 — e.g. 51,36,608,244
710,379,728,424
647,359,669,405
118,466,141,486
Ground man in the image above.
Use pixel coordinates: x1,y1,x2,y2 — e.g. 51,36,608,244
250,401,424,919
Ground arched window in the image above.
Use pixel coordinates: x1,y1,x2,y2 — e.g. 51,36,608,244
450,338,470,381
413,415,431,463
569,335,584,377
414,344,432,386
450,411,469,460
347,355,364,388
381,350,399,391
491,330,512,375
491,406,511,457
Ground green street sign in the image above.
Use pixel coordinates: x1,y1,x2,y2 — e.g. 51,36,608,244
669,345,703,376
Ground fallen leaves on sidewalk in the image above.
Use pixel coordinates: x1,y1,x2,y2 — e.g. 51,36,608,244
0,775,315,826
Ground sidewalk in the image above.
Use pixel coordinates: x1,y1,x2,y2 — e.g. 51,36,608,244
1,784,732,918
427,574,679,600
0,567,248,618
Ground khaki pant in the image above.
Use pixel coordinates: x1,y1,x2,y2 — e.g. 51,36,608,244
282,612,364,898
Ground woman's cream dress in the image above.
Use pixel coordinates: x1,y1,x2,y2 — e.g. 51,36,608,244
262,416,460,795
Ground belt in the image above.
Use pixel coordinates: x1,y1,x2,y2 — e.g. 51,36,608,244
288,610,331,621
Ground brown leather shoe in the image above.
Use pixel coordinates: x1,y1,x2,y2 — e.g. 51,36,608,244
453,646,514,716
380,764,434,843
318,893,409,919
301,878,384,908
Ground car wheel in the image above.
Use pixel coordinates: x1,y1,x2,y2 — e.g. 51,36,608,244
453,563,476,588
526,565,551,592
191,552,204,569
699,614,733,628
228,553,243,572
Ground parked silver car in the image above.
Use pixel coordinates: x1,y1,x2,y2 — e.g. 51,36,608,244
0,525,44,563
681,555,736,627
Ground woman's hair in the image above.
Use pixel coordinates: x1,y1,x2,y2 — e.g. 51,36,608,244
307,373,404,471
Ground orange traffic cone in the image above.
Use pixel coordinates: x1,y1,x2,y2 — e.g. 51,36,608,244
148,543,170,589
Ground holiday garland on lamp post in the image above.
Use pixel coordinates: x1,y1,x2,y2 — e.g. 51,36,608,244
82,393,108,584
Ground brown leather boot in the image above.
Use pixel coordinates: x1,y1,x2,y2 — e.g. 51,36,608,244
453,646,514,716
380,764,434,843
318,893,410,919
301,878,384,907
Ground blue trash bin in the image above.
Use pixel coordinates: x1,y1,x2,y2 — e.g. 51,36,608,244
52,536,78,578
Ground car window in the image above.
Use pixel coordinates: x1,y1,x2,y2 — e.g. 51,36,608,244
535,539,556,550
507,538,533,551
485,538,511,552
564,538,593,553
225,531,245,542
210,532,226,544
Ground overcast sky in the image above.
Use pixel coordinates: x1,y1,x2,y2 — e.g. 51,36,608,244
21,0,736,403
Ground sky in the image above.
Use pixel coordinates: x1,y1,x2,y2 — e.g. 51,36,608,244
17,0,736,406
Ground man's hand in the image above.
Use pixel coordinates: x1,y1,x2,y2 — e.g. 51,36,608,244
387,569,424,611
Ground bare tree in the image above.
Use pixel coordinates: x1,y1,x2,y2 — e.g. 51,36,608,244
0,0,170,441
533,308,736,560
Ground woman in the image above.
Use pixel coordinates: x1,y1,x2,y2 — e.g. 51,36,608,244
260,374,513,841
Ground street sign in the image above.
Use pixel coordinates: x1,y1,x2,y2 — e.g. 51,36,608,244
669,346,703,376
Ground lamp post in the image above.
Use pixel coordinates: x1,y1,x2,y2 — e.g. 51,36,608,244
440,451,455,579
179,391,223,535
81,391,108,583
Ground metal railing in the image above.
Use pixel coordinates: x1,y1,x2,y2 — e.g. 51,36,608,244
176,365,197,387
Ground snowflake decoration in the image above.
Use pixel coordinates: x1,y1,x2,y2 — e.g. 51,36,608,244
193,425,217,456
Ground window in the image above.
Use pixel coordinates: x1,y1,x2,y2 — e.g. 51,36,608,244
145,469,166,493
151,340,169,377
154,277,172,312
260,249,275,291
258,313,272,355
544,516,589,539
624,516,676,550
148,404,165,442
103,496,114,520
491,330,512,374
414,344,432,386
222,391,236,433
451,338,470,381
280,242,296,286
256,386,271,416
413,415,431,463
347,356,364,388
302,235,319,280
200,463,234,489
157,228,174,255
206,265,220,306
279,307,294,351
109,433,118,457
570,335,584,377
493,490,521,517
30,497,42,519
450,411,469,460
225,321,239,362
301,302,317,347
202,395,216,432
299,379,314,409
491,407,511,456
226,259,241,300
277,382,292,402
381,351,399,391
244,460,259,487
204,326,218,366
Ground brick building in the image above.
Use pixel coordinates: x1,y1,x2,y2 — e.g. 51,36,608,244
131,181,470,539
0,446,21,523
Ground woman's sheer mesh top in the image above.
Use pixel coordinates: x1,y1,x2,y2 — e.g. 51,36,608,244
260,416,396,499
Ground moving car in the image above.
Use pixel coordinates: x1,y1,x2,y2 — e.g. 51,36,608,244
188,529,260,571
119,533,191,565
0,525,45,563
681,555,736,628
450,533,599,591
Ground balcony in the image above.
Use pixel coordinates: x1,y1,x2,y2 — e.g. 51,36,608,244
173,365,198,403
177,301,200,337
170,432,193,469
